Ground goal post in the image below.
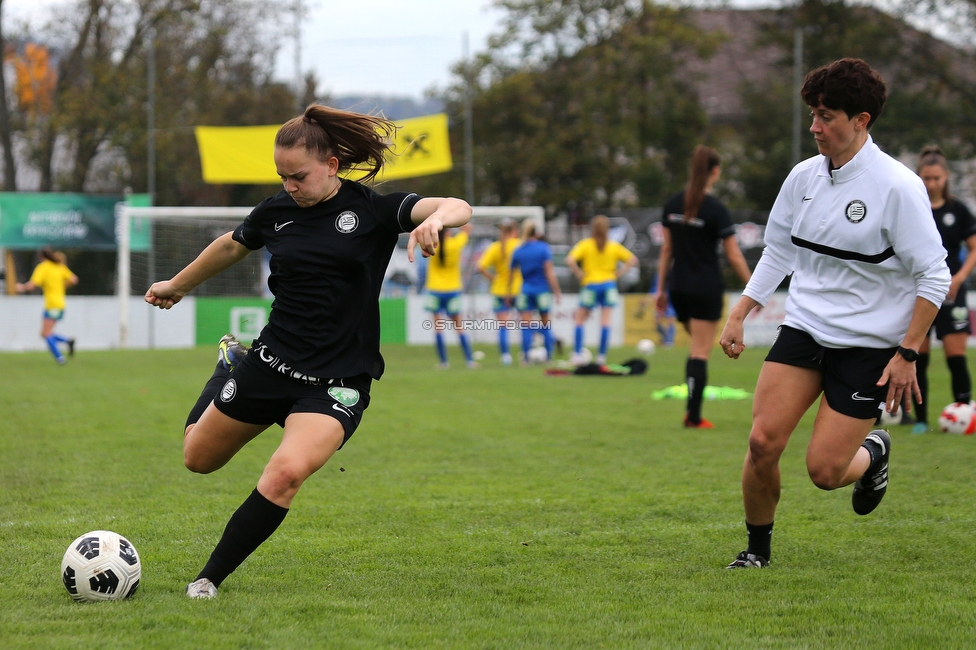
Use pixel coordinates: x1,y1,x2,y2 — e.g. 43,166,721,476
115,204,547,347
116,205,253,347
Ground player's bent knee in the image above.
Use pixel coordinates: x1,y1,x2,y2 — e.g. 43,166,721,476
807,462,845,490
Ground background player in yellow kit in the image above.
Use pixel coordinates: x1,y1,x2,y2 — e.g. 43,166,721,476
425,223,477,368
15,247,78,364
477,219,522,365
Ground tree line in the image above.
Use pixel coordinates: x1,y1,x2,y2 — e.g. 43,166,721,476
0,0,973,218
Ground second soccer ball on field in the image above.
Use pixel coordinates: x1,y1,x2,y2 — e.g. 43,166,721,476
938,401,976,435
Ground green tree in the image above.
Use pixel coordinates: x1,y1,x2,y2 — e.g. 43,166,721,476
733,0,976,209
5,0,300,205
404,1,717,216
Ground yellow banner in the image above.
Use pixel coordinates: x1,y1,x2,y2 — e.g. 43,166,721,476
195,113,453,184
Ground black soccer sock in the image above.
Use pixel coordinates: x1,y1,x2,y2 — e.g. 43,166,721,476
196,488,289,588
947,355,972,404
185,363,231,430
686,358,707,424
913,352,930,424
745,521,773,561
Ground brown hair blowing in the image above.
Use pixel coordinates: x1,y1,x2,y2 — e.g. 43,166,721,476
683,145,720,222
917,145,952,203
275,104,395,183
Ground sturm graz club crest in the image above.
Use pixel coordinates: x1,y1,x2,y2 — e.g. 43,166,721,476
220,378,237,402
845,199,867,223
336,211,359,233
328,386,360,407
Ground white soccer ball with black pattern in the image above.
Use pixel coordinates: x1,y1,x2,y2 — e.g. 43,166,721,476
637,338,656,356
61,530,141,602
938,401,976,435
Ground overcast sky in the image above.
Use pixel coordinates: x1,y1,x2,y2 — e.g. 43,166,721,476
3,0,507,100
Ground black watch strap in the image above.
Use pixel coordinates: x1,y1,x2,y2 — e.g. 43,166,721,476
897,346,919,362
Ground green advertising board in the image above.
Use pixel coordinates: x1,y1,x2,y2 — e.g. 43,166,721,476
195,297,406,346
0,192,152,250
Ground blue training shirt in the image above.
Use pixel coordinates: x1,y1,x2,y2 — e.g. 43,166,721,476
511,239,553,293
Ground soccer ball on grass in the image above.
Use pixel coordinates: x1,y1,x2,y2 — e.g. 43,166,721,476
61,530,141,602
637,338,656,356
527,346,548,363
938,402,976,435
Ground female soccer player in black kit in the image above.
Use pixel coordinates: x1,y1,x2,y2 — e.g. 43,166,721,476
910,146,976,434
145,104,471,598
655,145,751,428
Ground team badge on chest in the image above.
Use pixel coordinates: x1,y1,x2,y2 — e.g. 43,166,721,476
845,200,867,223
336,211,359,233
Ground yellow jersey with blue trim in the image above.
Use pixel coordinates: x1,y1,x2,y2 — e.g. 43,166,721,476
425,231,469,292
567,238,634,285
30,260,74,310
478,238,522,296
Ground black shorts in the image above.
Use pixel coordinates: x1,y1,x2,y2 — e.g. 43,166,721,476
931,292,971,340
669,289,724,323
765,325,894,420
213,352,371,447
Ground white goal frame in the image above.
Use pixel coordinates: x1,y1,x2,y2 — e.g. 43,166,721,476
115,204,545,347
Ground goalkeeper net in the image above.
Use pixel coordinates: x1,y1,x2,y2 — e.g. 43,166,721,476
116,204,545,346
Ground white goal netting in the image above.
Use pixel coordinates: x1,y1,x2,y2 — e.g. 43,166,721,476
116,204,545,346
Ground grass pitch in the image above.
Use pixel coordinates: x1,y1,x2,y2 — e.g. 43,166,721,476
2,343,975,648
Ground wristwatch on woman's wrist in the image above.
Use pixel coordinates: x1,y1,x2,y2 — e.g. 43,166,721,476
896,346,919,362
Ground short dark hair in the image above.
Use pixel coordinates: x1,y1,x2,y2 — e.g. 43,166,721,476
800,58,887,129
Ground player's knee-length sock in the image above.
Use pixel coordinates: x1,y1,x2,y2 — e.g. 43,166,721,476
599,327,610,357
686,358,707,424
913,352,930,423
185,363,231,430
574,325,583,354
521,326,533,360
44,335,64,362
197,488,288,588
947,355,972,403
499,326,510,357
745,521,773,560
543,327,554,359
435,333,447,364
459,333,473,362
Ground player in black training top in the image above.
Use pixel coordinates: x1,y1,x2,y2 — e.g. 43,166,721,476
654,145,751,428
910,146,976,434
145,104,471,599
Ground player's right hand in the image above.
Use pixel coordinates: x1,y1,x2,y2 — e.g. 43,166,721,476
145,281,184,310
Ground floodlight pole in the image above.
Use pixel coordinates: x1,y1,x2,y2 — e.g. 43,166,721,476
791,26,804,166
463,31,475,205
294,0,304,112
147,29,156,202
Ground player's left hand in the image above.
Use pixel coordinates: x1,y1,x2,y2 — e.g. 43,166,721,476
408,215,444,262
877,354,919,415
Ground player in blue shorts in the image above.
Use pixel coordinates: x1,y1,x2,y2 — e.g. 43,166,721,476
15,248,78,364
566,215,637,364
425,223,476,368
510,220,562,362
477,219,521,365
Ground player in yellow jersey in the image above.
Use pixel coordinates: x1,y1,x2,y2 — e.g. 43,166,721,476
566,215,637,365
477,219,521,365
15,247,78,364
425,223,476,368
